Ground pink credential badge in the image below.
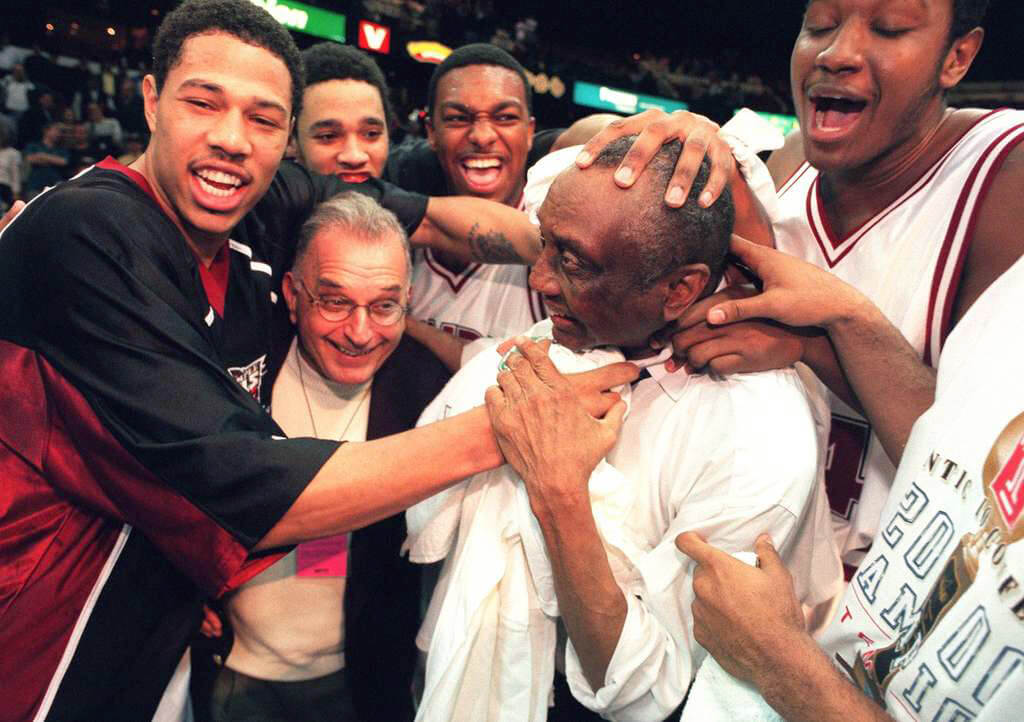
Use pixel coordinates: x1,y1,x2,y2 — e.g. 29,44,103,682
296,533,349,578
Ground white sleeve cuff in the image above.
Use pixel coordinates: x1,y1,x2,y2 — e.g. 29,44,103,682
564,593,689,721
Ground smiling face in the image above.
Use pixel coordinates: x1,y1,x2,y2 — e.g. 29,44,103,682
792,0,968,173
427,64,535,206
141,31,292,246
531,168,672,355
283,228,409,386
296,78,389,183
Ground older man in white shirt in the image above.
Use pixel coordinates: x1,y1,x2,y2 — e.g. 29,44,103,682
411,138,840,721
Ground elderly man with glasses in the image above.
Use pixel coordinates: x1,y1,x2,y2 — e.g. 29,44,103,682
192,192,452,722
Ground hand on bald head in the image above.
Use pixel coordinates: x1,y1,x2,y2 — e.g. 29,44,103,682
551,137,734,291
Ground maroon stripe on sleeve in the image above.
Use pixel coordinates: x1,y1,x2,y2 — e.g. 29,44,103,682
0,341,279,599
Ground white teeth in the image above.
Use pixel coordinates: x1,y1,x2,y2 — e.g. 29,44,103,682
196,169,242,187
197,175,238,198
463,158,501,169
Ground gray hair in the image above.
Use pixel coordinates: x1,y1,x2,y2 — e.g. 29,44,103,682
292,191,412,277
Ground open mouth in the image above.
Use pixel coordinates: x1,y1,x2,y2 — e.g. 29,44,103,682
460,157,503,189
811,96,868,132
549,312,581,332
338,172,371,184
329,339,379,358
194,168,243,198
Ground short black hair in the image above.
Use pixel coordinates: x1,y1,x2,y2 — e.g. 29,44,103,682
592,137,734,291
427,43,532,118
152,0,305,117
951,0,989,41
301,42,393,129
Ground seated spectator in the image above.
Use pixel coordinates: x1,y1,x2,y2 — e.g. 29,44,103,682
72,73,104,120
116,132,145,166
114,75,147,136
17,86,56,146
0,33,29,73
86,100,123,156
0,124,21,209
192,193,451,722
23,121,68,198
2,63,33,121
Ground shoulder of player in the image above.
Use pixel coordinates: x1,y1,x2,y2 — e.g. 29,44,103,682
384,138,445,194
765,130,806,189
952,135,1024,325
18,169,167,248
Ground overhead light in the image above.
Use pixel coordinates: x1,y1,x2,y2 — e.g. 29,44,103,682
107,27,116,36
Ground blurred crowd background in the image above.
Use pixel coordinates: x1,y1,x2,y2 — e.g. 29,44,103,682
1,0,1021,210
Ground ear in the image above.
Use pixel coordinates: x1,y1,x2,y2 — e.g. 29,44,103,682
282,271,300,326
141,73,159,133
939,27,984,90
426,116,437,152
526,115,536,152
661,263,711,322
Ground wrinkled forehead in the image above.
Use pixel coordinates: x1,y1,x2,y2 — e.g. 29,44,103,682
435,64,529,110
304,228,410,282
538,163,629,227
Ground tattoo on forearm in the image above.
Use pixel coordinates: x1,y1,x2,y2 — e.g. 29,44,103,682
467,223,522,263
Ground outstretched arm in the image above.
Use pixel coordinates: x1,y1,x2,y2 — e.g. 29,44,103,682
257,341,637,550
676,533,893,722
411,195,541,265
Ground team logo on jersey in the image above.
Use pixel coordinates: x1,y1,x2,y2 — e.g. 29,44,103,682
228,355,267,401
992,437,1024,528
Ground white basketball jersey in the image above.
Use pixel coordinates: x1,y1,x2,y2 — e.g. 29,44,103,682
410,249,545,341
818,253,1024,720
774,108,1024,565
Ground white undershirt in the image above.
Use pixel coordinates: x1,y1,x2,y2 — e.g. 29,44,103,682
224,339,371,681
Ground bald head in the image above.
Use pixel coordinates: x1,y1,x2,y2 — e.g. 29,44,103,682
585,136,734,290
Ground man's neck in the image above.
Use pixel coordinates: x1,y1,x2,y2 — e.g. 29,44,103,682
817,104,956,237
130,151,227,267
295,340,371,400
622,344,661,361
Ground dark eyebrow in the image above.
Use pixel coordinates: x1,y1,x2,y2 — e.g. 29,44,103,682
309,116,386,132
439,99,524,114
316,279,404,295
179,78,288,116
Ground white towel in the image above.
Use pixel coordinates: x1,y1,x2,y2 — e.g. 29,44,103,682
406,319,644,722
679,552,783,722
